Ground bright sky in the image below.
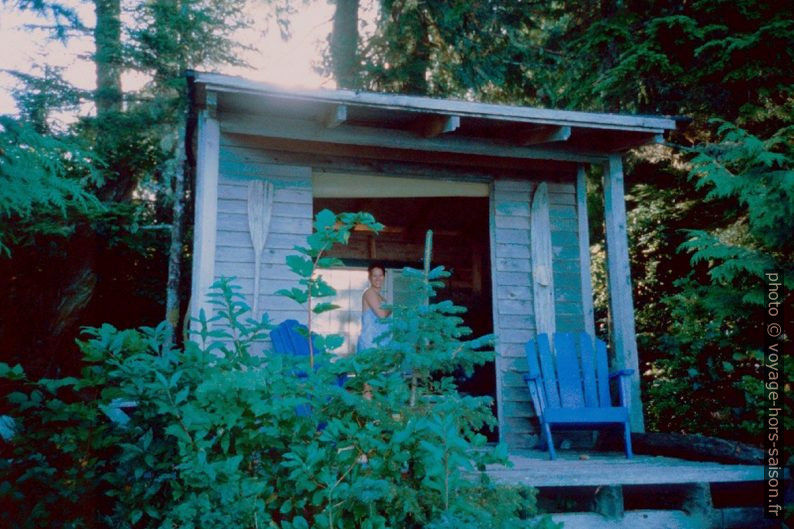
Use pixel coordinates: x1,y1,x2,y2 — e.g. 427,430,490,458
0,0,359,117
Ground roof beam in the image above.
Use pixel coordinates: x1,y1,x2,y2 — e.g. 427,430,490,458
220,112,601,164
519,125,571,146
416,114,461,138
321,104,347,128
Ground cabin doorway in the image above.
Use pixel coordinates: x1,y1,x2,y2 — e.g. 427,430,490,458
312,172,497,440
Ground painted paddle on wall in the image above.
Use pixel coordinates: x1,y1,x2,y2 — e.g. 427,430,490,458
531,182,556,338
247,180,274,316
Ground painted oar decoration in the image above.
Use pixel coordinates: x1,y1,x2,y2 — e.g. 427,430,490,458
531,182,556,338
247,180,274,316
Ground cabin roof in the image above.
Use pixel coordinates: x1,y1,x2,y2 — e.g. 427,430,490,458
189,71,682,162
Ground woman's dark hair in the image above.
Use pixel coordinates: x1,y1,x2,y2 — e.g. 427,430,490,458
367,262,386,275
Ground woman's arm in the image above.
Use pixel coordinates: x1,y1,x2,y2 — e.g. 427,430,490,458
363,289,391,318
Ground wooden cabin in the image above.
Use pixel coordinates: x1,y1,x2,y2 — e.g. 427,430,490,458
186,71,678,450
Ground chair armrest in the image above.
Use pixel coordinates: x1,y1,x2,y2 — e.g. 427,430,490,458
609,369,634,379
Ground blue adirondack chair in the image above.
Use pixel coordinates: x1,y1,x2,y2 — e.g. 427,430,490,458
524,332,633,459
270,319,316,359
270,320,346,417
270,319,324,416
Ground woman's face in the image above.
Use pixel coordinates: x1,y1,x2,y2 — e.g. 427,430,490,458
369,267,385,290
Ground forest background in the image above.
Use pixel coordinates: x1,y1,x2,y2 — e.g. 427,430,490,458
0,0,792,445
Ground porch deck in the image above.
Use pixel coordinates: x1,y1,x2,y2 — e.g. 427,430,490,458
487,449,766,487
486,449,784,529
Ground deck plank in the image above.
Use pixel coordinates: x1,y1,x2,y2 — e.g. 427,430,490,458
485,450,770,487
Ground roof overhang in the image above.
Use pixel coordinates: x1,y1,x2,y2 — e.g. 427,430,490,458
188,71,681,165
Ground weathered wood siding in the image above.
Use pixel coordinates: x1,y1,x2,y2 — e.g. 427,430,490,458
212,134,313,325
490,175,586,449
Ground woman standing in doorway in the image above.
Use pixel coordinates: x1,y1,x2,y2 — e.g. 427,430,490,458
357,263,391,351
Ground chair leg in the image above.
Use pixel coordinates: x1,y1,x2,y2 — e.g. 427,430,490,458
623,422,633,459
543,422,556,460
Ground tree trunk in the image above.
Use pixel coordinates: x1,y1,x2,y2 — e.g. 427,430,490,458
94,0,122,115
331,0,360,88
165,121,188,338
44,0,124,372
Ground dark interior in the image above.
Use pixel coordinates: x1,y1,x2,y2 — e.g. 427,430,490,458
315,195,498,440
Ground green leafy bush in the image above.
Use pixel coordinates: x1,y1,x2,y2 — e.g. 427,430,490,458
1,210,556,529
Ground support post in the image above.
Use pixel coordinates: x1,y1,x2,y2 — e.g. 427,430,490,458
682,483,714,525
576,165,596,336
190,93,220,330
593,485,624,520
603,154,644,432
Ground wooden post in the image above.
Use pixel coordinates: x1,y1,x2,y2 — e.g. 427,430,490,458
682,483,713,520
603,154,644,432
576,165,596,337
189,92,220,330
593,485,624,520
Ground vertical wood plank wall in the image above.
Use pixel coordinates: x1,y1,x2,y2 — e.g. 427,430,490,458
212,134,313,326
490,175,585,449
196,133,592,447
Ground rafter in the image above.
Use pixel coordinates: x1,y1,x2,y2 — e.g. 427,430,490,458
518,125,571,146
416,114,460,138
321,104,348,128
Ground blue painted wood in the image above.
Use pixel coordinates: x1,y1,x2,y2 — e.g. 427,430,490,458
270,319,313,357
594,336,611,407
578,333,599,408
523,340,546,417
554,333,585,408
524,332,633,459
543,407,628,424
270,319,346,386
270,320,313,416
536,334,561,409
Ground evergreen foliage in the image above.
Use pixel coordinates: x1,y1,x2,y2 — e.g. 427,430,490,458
646,122,793,440
1,0,263,378
0,116,103,255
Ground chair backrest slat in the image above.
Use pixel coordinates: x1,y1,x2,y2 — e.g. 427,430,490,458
578,333,600,408
554,333,585,408
271,319,311,356
594,337,611,406
524,339,548,413
536,334,561,409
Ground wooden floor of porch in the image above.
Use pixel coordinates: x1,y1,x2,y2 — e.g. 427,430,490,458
485,449,785,529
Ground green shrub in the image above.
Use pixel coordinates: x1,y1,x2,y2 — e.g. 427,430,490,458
1,210,557,529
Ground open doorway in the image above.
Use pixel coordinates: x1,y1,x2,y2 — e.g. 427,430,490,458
312,174,496,440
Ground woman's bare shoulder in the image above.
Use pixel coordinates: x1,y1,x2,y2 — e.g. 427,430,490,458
363,287,379,303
